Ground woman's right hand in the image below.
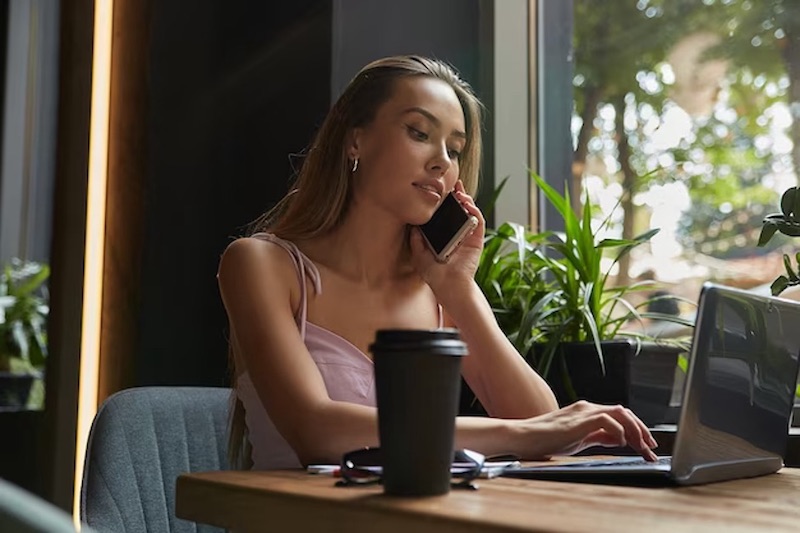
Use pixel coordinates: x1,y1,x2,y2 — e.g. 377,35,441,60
510,400,659,461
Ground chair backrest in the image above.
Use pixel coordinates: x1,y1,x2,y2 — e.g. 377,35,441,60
80,386,232,533
0,477,91,533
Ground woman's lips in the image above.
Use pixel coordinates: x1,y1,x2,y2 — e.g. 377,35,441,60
413,182,443,201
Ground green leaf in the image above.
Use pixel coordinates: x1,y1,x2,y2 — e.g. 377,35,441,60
781,187,797,217
10,320,29,362
764,213,800,237
793,187,800,223
509,222,528,269
530,172,579,236
483,176,511,219
784,254,799,282
771,276,790,296
638,313,696,328
757,222,779,247
27,316,47,367
11,264,49,298
677,353,688,374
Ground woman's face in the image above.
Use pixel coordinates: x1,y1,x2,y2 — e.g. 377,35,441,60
350,76,467,226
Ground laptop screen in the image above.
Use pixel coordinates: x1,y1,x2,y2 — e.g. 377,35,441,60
674,284,800,470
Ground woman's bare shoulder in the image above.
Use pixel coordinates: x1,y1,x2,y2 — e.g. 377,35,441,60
218,236,300,296
220,236,294,266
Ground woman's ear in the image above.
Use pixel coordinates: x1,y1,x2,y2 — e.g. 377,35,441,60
346,127,363,161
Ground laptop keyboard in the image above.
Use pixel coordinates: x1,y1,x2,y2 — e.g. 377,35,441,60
562,457,672,468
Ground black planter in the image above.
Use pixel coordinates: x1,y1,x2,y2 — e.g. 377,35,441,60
457,339,684,426
534,339,683,427
0,371,37,410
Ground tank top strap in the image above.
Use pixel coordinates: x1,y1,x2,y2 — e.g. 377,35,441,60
250,232,322,339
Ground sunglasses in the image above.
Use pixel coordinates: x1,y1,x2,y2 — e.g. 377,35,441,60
336,447,485,490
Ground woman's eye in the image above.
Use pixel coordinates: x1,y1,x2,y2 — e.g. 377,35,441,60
406,125,428,141
448,148,462,160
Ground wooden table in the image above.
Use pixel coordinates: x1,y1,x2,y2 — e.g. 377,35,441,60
176,461,800,532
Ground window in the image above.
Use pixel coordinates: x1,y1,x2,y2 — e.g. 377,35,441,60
566,0,798,308
0,0,60,411
556,0,800,414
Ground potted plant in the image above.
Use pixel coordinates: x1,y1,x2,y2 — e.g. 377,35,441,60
0,258,49,410
469,173,693,426
757,187,800,403
758,186,800,296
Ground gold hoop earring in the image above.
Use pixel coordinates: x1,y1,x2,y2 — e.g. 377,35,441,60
352,158,359,173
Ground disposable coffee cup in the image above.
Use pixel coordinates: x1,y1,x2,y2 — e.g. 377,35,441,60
370,328,467,496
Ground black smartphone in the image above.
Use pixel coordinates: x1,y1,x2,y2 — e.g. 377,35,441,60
418,192,479,263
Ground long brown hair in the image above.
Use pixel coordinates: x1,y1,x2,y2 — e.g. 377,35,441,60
250,55,483,239
229,55,483,468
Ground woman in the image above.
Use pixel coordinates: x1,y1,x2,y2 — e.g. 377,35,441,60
218,55,658,470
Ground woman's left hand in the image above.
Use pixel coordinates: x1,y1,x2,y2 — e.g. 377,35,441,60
410,180,485,297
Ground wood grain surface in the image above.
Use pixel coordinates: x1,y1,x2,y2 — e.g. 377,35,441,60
176,460,800,533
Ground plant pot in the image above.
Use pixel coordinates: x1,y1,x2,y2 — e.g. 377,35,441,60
457,340,684,425
532,339,684,427
0,371,37,410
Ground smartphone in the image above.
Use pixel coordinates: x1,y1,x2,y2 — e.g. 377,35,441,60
418,191,479,263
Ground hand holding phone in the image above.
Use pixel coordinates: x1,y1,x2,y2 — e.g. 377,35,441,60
418,192,479,263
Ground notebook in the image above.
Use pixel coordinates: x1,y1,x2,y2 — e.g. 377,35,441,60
502,282,800,485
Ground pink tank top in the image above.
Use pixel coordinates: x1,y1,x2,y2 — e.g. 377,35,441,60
235,233,442,469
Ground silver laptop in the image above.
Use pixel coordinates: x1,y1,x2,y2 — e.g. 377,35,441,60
503,283,800,485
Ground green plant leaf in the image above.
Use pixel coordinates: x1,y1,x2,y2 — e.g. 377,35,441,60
0,259,50,369
475,171,692,387
476,224,513,287
677,353,689,374
11,264,49,297
512,223,529,268
638,312,696,328
784,254,799,282
793,187,800,222
27,315,47,368
781,187,797,217
771,276,790,296
10,320,29,363
764,213,800,237
0,295,13,323
483,176,511,219
757,221,779,247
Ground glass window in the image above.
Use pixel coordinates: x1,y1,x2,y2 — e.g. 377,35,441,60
563,0,800,412
570,0,797,306
0,0,59,411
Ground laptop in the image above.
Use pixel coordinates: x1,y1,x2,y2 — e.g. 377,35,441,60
503,282,800,485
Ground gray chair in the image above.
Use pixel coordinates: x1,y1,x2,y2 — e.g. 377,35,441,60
80,386,232,533
0,477,93,533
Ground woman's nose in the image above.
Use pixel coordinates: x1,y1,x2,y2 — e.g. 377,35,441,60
428,144,452,175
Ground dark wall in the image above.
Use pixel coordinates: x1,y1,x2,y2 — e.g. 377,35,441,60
331,0,481,98
135,1,332,386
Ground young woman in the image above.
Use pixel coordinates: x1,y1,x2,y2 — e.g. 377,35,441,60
218,55,659,470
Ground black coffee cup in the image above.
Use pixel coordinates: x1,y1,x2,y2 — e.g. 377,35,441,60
370,328,467,496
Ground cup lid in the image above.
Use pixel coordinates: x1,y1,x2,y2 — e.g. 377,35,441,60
369,328,467,355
